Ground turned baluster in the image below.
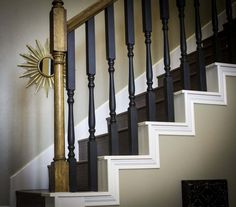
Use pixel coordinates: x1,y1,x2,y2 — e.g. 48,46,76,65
225,0,233,23
124,0,138,155
194,0,207,91
66,30,77,192
176,0,190,89
105,4,119,155
159,0,175,122
86,17,98,191
225,0,236,63
142,0,156,121
211,0,221,62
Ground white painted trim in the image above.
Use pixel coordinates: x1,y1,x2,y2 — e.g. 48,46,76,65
10,3,236,206
42,63,236,207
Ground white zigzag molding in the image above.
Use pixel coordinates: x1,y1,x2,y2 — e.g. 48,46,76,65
42,62,236,207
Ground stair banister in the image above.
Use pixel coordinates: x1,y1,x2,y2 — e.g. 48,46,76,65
18,0,236,202
49,0,69,192
65,0,121,192
67,0,118,33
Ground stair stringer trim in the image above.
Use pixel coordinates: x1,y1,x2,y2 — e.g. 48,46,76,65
43,62,236,207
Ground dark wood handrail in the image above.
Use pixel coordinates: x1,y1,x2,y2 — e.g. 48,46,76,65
67,0,118,33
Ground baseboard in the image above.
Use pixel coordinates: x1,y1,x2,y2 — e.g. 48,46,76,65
9,4,235,207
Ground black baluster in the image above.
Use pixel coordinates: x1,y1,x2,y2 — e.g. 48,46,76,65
225,0,236,63
142,0,156,121
105,4,119,155
194,0,207,91
86,17,97,191
124,0,138,155
226,0,233,23
159,0,175,122
66,30,77,192
176,0,190,90
211,0,221,62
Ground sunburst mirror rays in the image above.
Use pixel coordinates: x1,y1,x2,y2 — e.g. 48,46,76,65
18,39,55,97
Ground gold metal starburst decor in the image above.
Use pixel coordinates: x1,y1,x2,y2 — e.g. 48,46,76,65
18,39,54,97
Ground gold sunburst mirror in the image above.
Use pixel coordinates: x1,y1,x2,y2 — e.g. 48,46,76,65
18,39,54,97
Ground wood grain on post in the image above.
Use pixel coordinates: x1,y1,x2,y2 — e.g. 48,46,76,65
49,0,69,192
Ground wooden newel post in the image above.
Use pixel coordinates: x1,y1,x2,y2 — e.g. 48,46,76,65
49,0,69,192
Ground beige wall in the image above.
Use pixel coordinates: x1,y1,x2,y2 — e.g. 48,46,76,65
0,0,231,205
0,1,51,204
94,77,236,207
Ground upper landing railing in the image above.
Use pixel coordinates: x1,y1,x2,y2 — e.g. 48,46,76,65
49,0,235,193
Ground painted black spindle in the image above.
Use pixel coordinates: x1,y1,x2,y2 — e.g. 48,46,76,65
211,0,221,62
226,0,233,23
105,4,119,155
176,0,190,90
86,17,98,191
66,30,77,192
225,0,236,63
194,0,207,91
159,0,175,122
124,0,138,155
142,0,156,121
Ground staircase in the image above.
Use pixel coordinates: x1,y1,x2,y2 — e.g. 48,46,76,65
15,0,236,206
76,24,234,191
